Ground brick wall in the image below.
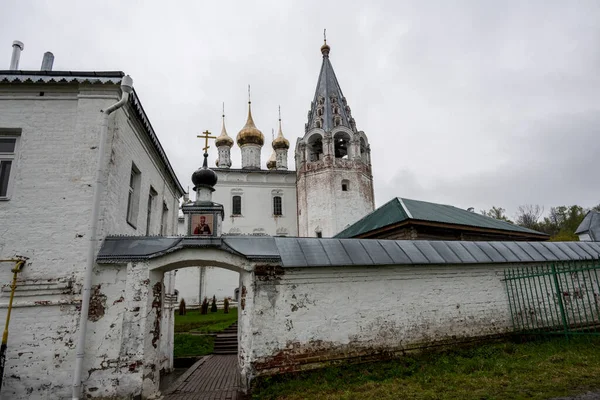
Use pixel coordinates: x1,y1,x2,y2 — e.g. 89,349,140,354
248,263,512,378
0,82,181,399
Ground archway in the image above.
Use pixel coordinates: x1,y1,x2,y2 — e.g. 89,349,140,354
146,247,253,391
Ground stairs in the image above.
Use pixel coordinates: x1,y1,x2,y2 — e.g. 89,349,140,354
213,322,238,355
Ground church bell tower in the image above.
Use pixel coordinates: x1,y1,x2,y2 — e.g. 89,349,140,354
295,38,375,237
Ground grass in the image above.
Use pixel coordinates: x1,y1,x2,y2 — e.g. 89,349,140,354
251,336,600,400
173,308,238,358
173,334,214,358
174,308,238,334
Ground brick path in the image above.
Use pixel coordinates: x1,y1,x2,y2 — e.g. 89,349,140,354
163,355,243,400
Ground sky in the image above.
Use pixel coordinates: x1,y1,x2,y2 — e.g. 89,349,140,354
2,0,600,220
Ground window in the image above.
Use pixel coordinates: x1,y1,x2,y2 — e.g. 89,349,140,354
0,136,19,199
273,196,282,216
145,187,157,235
334,132,350,158
341,179,349,192
160,202,169,236
126,164,141,228
232,195,242,215
316,231,323,238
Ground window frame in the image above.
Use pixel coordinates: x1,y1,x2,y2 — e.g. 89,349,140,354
126,163,142,229
0,132,21,201
160,201,169,236
232,195,242,216
341,179,349,192
145,186,157,236
273,195,283,216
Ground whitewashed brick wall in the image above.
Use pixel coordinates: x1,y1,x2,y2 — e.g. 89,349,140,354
247,264,512,378
0,82,181,399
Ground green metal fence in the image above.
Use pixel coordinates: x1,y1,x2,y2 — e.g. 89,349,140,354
504,261,600,338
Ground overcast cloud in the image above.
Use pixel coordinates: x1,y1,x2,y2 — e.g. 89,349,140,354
2,0,599,220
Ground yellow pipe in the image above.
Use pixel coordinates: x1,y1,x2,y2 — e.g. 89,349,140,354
2,260,24,345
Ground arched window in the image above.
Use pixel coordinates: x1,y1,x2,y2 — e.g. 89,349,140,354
334,132,351,158
341,179,349,192
273,196,282,216
308,134,323,161
232,195,242,215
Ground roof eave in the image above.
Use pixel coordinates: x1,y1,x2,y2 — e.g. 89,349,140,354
356,219,549,240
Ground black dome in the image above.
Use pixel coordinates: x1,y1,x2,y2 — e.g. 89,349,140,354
191,154,218,189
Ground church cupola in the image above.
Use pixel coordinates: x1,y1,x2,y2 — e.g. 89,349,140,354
272,106,289,170
236,87,264,169
215,104,233,168
191,153,218,201
182,134,224,237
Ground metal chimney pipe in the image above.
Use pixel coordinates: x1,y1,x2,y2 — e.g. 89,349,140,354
9,41,24,70
40,52,54,71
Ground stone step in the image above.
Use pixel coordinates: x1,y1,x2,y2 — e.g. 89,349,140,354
213,350,237,355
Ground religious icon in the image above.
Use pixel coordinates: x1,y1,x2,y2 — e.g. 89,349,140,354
191,214,214,236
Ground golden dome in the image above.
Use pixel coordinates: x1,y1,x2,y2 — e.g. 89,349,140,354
215,113,234,148
272,115,289,150
266,149,277,170
321,40,330,57
237,101,264,146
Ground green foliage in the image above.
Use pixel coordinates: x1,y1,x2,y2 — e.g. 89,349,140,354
488,203,590,241
211,295,218,313
252,337,600,400
174,308,237,333
542,205,586,240
224,297,230,314
173,334,213,358
178,298,186,316
201,297,209,315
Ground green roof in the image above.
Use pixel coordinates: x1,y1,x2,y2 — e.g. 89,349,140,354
334,197,548,238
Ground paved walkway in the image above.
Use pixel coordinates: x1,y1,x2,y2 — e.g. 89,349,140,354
163,355,243,400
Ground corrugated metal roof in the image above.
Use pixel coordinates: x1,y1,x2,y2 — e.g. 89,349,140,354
575,211,600,241
97,236,600,267
335,197,548,238
0,70,185,196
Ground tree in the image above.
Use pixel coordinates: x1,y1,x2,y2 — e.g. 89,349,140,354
223,297,230,314
210,295,218,313
201,297,209,315
178,298,186,316
481,206,513,223
541,205,586,241
515,204,544,230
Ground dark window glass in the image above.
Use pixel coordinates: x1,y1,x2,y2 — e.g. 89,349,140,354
0,138,16,153
273,196,282,216
232,195,242,215
0,161,12,197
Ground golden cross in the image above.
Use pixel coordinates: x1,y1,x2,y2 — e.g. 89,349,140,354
197,130,216,153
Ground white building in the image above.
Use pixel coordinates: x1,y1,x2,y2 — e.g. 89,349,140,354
0,43,184,399
174,39,375,306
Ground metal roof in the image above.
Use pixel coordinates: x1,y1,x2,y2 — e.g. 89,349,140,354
306,48,354,132
575,211,600,240
0,70,185,196
335,197,548,239
97,236,600,267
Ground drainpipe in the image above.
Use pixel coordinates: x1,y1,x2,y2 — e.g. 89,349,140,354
72,75,133,400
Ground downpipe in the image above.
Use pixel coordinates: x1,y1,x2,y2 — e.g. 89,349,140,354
72,75,133,400
0,257,27,393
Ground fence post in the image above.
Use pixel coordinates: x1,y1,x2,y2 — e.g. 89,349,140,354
551,263,569,341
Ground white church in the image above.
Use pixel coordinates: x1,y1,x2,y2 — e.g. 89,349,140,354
175,39,375,306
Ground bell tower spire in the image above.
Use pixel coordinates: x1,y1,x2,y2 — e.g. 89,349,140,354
295,36,375,237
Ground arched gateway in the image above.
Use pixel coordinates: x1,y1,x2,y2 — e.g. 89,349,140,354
96,235,281,397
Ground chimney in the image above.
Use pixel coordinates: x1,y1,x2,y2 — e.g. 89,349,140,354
9,40,24,70
40,52,54,71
